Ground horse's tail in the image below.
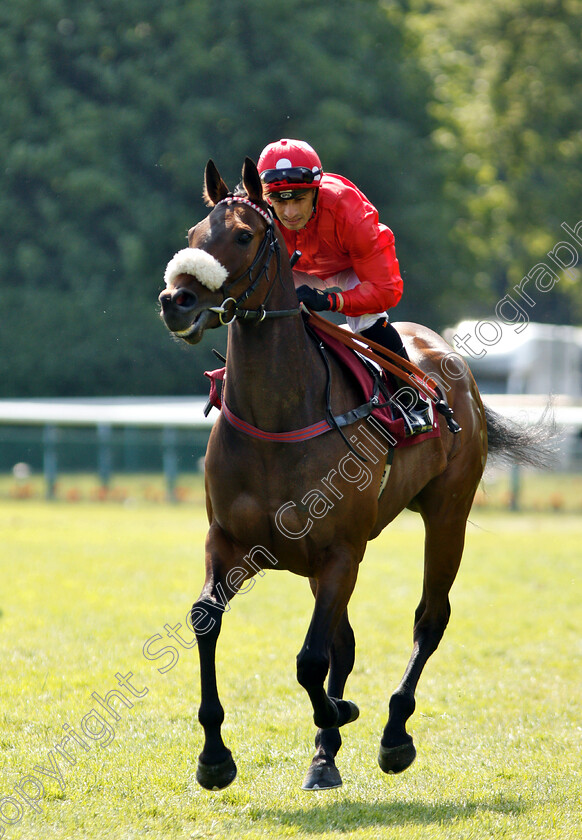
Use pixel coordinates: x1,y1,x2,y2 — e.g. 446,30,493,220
484,403,558,469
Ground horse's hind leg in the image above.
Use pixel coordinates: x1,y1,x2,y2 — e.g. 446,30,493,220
302,605,356,790
379,499,472,775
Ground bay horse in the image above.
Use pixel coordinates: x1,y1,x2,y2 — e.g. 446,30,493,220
158,157,545,792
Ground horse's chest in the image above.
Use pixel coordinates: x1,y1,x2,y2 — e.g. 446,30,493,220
221,491,270,537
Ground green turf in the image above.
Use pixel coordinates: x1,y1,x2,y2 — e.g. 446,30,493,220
0,497,580,839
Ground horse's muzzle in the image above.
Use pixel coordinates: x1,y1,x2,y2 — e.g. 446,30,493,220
158,286,201,337
158,287,214,343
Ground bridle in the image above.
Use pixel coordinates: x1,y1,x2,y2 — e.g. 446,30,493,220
207,195,301,325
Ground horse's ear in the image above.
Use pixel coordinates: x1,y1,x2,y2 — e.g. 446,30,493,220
242,157,264,205
203,159,229,207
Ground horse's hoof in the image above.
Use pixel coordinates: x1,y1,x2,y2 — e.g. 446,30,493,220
301,760,342,791
378,741,417,775
196,751,237,790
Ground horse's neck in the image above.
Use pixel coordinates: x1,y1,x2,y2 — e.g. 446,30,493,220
224,313,324,430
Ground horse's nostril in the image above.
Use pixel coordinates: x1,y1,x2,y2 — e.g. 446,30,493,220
173,288,197,310
175,291,194,308
160,287,198,312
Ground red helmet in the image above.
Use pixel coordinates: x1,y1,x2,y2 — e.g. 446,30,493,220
257,139,323,194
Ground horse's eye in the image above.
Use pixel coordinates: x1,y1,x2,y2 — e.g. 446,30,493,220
237,231,253,245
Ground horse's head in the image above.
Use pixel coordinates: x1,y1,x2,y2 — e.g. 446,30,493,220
159,157,284,344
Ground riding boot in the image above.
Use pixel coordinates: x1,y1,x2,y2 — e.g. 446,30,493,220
360,318,434,436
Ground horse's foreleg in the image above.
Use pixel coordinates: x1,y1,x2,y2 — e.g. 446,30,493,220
302,606,356,790
379,509,469,775
193,527,244,791
195,605,237,790
297,554,360,790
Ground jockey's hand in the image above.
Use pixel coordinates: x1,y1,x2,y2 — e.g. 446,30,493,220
296,285,342,312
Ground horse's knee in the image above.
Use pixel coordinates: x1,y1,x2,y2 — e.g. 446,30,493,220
296,650,329,690
191,599,223,642
413,600,426,626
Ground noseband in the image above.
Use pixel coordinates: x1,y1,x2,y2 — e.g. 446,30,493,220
208,195,301,325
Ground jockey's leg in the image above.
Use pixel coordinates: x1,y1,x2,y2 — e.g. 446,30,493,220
360,316,408,359
360,318,434,436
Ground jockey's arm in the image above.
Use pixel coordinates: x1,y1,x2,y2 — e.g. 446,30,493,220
339,213,403,317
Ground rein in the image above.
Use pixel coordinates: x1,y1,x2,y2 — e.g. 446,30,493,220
207,195,301,325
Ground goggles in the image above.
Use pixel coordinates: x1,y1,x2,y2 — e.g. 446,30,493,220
260,166,322,185
270,189,310,200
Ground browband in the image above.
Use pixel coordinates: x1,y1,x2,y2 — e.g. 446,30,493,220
216,195,273,225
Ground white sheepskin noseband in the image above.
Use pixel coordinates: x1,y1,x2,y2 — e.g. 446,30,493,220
164,248,228,291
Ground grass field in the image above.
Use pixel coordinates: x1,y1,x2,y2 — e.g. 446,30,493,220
0,487,580,839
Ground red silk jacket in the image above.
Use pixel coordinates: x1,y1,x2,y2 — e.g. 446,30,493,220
275,173,403,317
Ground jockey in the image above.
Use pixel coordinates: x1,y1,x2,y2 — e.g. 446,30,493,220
257,138,432,434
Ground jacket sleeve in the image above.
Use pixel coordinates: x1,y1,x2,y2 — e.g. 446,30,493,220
336,201,403,317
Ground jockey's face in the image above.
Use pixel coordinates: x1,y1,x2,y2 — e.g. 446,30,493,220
268,189,315,231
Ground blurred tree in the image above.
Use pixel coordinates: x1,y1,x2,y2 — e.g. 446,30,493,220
0,0,210,396
0,0,456,396
7,0,557,397
408,0,582,323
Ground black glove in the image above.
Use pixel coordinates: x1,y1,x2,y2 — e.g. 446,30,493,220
296,285,341,312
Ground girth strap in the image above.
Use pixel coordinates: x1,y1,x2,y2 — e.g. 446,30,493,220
221,395,384,443
333,400,379,428
221,400,333,442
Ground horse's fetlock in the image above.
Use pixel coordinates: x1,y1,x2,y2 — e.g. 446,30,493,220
198,702,225,731
315,726,342,756
389,690,416,721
